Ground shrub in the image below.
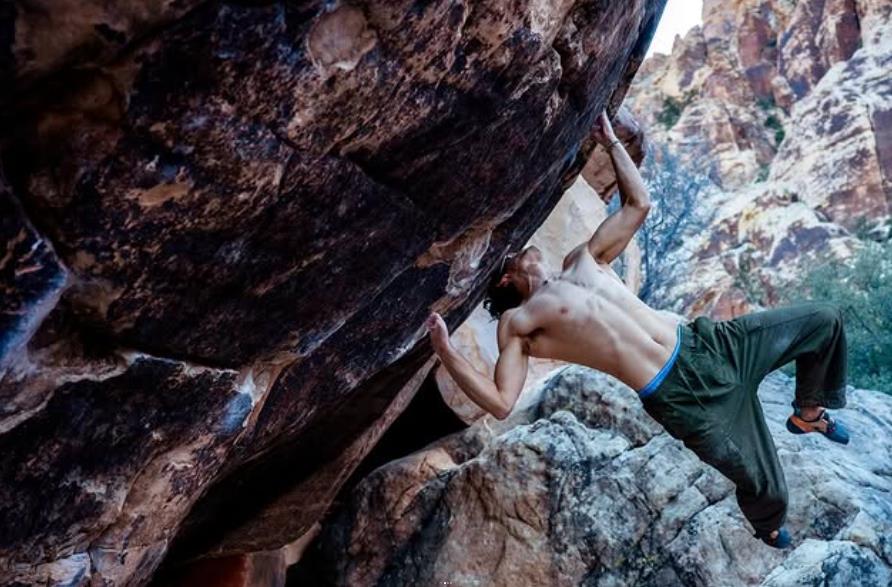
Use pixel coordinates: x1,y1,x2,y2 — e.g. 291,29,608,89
656,97,685,129
756,96,776,111
776,240,892,393
764,114,785,146
755,164,770,182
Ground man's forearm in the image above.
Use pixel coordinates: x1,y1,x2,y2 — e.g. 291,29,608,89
608,141,650,208
438,344,509,418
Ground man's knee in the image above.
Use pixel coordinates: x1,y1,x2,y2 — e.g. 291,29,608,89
811,302,843,328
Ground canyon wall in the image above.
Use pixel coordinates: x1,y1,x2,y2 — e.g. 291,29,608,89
626,0,892,317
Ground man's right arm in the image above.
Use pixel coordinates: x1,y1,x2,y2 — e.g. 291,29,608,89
585,111,651,264
426,311,529,420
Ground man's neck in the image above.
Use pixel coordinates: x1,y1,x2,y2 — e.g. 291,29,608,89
526,271,558,297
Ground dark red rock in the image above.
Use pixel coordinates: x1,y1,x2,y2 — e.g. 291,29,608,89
159,551,289,587
0,173,67,375
778,0,862,98
0,1,667,584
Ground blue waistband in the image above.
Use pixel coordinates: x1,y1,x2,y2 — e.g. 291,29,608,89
637,322,683,399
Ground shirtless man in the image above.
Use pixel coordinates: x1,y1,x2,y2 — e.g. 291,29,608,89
425,111,850,549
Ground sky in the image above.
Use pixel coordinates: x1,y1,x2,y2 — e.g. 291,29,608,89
646,0,703,57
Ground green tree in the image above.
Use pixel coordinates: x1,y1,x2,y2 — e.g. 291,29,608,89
777,240,892,393
656,97,685,129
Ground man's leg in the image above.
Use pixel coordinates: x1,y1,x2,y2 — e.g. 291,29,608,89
686,301,849,544
682,397,789,543
723,300,848,413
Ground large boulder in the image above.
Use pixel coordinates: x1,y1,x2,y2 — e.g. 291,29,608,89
0,0,667,584
300,366,892,586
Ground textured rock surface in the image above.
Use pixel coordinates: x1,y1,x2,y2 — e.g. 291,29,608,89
626,0,892,318
302,365,892,586
581,104,648,199
0,1,666,584
0,172,66,380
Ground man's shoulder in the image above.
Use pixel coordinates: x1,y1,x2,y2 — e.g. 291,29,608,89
562,242,588,267
497,307,526,344
498,308,519,331
562,241,604,270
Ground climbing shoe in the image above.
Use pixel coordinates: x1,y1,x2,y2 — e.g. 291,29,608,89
755,526,792,549
786,403,850,445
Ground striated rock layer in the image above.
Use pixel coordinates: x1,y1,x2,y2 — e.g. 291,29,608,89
0,0,666,584
626,0,892,318
302,366,892,586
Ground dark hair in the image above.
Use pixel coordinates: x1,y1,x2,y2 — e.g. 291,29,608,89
482,269,523,320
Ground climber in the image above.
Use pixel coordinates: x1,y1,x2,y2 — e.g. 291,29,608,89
425,109,850,550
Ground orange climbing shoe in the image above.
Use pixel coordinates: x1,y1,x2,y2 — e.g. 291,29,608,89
786,405,849,445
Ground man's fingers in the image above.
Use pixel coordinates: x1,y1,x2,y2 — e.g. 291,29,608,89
426,312,443,331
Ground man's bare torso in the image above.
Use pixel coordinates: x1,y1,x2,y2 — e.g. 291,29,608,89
502,244,682,390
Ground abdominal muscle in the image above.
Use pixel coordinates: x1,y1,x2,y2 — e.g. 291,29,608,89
520,271,683,391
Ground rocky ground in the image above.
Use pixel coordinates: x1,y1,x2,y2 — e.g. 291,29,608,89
300,366,892,586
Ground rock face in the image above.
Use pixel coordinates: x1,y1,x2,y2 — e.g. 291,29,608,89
0,1,666,584
301,365,892,586
626,0,892,318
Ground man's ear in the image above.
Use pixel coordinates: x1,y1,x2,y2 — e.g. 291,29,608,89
497,273,511,287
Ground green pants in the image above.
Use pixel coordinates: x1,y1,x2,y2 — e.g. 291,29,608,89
641,301,848,534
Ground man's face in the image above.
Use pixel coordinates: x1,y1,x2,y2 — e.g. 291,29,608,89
499,245,543,285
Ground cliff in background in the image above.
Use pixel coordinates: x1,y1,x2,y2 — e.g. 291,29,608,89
0,1,666,584
626,0,891,318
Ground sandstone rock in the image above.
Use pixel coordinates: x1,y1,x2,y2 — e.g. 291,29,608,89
769,48,892,230
0,1,667,583
161,552,287,587
625,0,892,319
303,365,892,586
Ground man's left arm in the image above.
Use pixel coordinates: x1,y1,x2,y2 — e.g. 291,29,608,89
586,112,651,264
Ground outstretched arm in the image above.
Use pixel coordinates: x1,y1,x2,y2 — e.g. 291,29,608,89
426,312,528,420
586,111,651,264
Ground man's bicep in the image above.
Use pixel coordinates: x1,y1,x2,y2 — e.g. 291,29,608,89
494,334,529,409
587,205,647,263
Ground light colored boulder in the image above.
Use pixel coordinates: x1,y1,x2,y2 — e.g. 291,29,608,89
306,366,892,586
